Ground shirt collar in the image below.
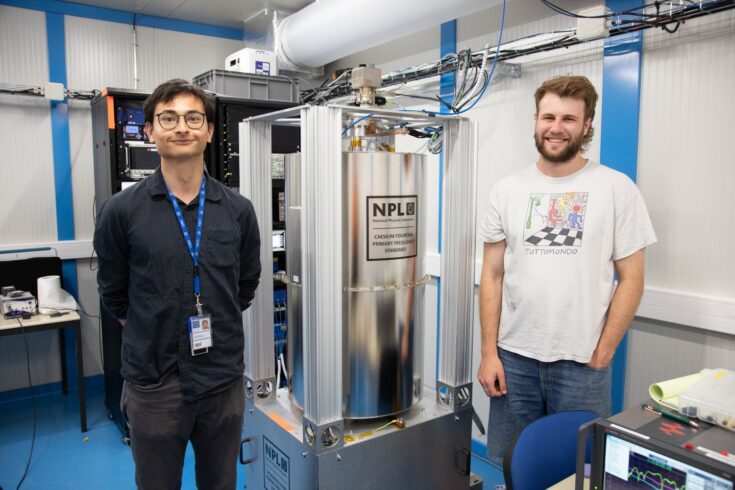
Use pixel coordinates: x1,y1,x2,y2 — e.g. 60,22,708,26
146,166,222,202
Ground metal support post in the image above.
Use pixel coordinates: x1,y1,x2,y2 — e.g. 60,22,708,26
239,120,276,399
437,118,478,402
300,106,345,451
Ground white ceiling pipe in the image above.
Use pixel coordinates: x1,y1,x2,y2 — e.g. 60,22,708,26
278,0,504,68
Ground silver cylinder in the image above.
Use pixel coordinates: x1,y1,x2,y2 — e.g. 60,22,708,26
342,151,426,418
288,151,426,419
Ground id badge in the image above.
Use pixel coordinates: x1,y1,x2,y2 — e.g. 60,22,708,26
188,314,213,356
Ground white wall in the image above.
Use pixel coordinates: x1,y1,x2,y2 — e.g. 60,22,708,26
0,4,242,392
623,10,735,406
0,6,62,393
637,11,735,298
0,7,56,244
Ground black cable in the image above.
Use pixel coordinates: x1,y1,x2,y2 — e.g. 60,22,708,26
661,21,682,32
301,70,353,104
543,0,713,22
389,92,457,112
14,318,37,490
303,1,732,104
455,71,488,112
44,305,104,370
541,0,663,19
655,2,684,33
457,62,482,109
407,128,433,139
89,195,99,271
44,305,98,320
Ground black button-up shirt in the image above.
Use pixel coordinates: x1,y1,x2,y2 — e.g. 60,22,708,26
93,168,261,400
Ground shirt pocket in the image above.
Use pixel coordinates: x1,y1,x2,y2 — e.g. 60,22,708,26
205,228,239,268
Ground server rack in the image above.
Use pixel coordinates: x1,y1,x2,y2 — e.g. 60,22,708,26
207,95,299,190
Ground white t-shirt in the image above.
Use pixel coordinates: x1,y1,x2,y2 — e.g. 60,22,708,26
479,160,657,363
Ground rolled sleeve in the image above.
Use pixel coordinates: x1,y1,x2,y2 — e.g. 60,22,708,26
93,198,130,319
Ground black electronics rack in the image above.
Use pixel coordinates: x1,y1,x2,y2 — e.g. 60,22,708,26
207,95,299,189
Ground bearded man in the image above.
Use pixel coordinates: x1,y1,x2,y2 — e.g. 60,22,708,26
476,75,657,461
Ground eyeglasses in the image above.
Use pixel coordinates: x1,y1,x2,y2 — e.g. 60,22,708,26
155,111,207,130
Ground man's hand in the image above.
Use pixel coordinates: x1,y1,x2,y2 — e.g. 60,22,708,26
587,346,613,369
588,249,646,370
477,356,507,397
478,240,506,397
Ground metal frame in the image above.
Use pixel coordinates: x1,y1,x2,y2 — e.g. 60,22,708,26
437,118,478,393
299,106,344,452
243,387,477,489
239,120,276,389
239,106,478,446
436,381,474,412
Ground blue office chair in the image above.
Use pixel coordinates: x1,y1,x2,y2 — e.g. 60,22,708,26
503,410,598,490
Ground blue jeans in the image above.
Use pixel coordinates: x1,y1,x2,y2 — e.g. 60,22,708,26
486,347,611,461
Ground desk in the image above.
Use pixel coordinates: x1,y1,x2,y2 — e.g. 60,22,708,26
0,312,87,432
554,402,735,489
548,474,589,489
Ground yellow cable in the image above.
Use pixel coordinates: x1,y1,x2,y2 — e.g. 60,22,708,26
374,419,398,433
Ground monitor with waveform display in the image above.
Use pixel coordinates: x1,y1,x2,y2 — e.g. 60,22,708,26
602,433,733,489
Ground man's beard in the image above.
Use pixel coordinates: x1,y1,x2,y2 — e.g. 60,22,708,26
534,129,584,163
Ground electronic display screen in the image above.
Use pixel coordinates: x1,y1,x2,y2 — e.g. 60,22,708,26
117,105,145,125
603,434,732,489
123,124,143,139
128,146,159,170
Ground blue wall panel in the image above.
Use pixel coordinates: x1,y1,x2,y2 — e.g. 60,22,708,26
602,0,644,414
46,11,80,390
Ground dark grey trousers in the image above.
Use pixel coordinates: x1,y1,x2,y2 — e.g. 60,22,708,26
121,374,244,490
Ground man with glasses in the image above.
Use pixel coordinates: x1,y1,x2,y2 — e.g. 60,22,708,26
94,79,261,489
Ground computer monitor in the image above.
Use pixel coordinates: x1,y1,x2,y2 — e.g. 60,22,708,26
601,432,733,489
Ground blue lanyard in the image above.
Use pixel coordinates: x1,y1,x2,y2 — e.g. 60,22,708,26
166,177,206,314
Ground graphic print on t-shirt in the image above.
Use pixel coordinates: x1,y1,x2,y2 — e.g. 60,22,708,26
524,192,588,247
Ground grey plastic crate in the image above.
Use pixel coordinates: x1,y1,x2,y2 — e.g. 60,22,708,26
193,69,299,103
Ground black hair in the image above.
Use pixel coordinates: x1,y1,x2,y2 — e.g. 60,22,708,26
143,78,215,124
